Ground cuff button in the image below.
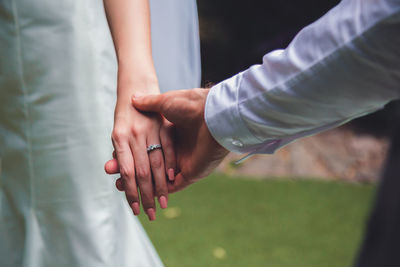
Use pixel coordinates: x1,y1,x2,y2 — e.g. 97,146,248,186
231,139,243,147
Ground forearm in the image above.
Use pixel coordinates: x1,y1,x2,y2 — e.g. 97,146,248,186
205,0,400,155
104,0,159,104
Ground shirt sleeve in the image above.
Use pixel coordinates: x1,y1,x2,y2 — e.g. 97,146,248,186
205,0,400,157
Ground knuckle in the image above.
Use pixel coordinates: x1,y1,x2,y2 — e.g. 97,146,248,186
130,126,144,137
112,128,129,143
136,167,150,181
160,96,169,109
120,166,134,179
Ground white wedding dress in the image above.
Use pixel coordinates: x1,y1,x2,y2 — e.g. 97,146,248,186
0,0,200,266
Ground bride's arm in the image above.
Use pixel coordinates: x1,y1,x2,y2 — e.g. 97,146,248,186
104,0,157,94
104,0,174,220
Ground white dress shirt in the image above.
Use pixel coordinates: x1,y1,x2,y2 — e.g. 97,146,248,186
205,0,400,160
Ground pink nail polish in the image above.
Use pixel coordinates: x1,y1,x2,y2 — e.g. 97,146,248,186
131,202,140,216
159,196,168,209
168,168,175,181
147,208,156,221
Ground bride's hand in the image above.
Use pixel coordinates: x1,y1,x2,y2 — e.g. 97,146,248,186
110,93,175,221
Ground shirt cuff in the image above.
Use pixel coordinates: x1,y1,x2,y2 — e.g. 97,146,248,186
204,74,351,158
205,74,275,154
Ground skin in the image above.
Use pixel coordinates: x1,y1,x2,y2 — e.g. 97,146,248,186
105,89,229,199
104,0,175,221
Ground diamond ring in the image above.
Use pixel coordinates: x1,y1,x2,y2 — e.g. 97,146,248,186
147,144,162,153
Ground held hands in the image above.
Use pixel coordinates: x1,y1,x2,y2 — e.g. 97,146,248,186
105,88,229,219
133,89,229,192
109,85,176,221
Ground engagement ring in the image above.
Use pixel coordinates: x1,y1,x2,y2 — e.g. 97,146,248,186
147,144,162,153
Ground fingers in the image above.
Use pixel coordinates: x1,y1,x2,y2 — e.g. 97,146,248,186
115,178,124,191
167,173,193,194
160,120,176,181
130,137,157,221
132,89,199,125
111,136,141,216
147,140,168,210
104,158,119,174
132,94,165,113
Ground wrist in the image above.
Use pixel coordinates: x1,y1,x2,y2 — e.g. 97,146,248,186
117,77,160,102
117,65,159,95
118,77,159,94
114,80,159,116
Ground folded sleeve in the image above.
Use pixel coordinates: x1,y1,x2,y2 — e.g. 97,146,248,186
205,0,400,156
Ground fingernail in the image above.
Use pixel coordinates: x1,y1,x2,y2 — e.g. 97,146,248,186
115,179,124,191
168,168,175,181
159,196,168,209
131,202,140,216
146,208,156,221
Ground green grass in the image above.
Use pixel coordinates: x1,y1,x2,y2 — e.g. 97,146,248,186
139,175,375,267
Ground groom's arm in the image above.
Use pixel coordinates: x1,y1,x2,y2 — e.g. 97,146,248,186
205,0,400,158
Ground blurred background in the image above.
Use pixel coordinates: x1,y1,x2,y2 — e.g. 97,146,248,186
139,1,400,266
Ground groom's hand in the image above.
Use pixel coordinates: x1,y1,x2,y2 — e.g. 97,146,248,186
132,88,229,192
105,88,229,193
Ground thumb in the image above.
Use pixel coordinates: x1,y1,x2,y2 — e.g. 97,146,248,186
131,94,164,113
132,92,181,124
104,159,120,174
